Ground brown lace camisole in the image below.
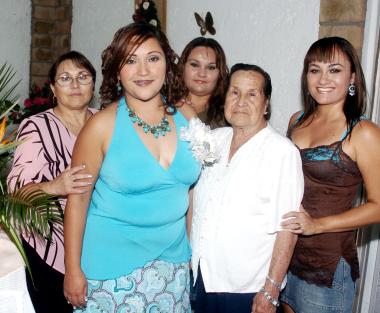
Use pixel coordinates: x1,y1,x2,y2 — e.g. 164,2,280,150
288,124,363,287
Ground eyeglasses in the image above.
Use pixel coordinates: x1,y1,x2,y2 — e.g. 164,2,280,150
55,74,93,87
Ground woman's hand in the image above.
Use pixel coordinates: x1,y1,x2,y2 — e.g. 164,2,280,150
64,269,88,308
281,206,320,235
43,164,92,195
251,292,277,313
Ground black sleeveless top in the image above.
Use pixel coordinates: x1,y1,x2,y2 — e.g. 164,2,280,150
288,116,363,287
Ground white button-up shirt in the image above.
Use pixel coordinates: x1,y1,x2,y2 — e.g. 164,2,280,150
191,125,304,293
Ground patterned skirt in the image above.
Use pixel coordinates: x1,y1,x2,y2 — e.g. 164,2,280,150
74,260,191,313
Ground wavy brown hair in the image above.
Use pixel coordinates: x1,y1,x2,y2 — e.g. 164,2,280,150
296,37,366,137
176,37,229,126
100,22,180,113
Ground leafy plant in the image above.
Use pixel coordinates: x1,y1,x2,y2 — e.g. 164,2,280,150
0,63,62,278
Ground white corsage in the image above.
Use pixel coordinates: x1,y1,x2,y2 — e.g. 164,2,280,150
180,117,219,167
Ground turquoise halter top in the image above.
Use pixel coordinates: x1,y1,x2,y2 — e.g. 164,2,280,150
81,97,201,279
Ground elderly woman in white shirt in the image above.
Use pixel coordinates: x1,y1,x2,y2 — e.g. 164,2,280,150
190,63,304,313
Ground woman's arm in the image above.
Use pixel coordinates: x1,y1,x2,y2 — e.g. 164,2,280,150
252,143,303,313
7,118,92,195
252,231,297,313
63,107,116,307
282,120,380,235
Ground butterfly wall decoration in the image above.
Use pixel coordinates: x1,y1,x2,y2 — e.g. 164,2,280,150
194,11,216,35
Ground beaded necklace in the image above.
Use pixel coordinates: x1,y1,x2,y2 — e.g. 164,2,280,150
126,105,171,139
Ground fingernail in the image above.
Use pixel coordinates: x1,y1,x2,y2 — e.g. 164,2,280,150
87,174,92,178
87,182,93,185
85,297,88,302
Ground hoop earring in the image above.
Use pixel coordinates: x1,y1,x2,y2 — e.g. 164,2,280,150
348,83,356,96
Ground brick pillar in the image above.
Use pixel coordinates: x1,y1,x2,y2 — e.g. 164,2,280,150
31,0,72,87
319,0,367,57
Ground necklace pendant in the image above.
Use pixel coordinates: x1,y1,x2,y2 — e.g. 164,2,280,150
126,103,171,139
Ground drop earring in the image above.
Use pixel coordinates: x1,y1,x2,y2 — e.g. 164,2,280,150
116,80,122,93
348,83,356,96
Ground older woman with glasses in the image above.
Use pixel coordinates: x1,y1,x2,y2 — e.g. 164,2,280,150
7,51,97,313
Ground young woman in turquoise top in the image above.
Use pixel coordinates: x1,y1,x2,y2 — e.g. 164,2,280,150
63,22,200,312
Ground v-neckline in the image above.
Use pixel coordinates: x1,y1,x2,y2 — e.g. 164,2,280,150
125,105,179,172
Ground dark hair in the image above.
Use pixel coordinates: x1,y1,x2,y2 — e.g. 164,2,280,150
100,22,179,113
229,63,272,120
48,50,96,86
177,37,229,126
297,36,366,135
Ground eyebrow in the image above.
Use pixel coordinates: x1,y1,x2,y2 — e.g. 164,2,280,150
309,62,344,67
57,70,90,76
148,50,163,55
188,58,216,65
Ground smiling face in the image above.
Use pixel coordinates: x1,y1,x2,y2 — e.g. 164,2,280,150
306,49,355,108
118,37,166,104
184,46,220,98
224,70,268,130
50,59,94,111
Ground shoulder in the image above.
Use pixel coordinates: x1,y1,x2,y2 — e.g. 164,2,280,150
351,119,380,146
80,103,117,139
17,109,56,137
177,102,197,121
288,110,303,128
265,125,300,154
88,107,99,115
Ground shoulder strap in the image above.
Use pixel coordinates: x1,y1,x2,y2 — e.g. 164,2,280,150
340,115,368,141
287,111,304,138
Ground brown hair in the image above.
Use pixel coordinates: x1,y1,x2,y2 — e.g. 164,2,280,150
177,37,229,126
48,50,96,86
297,36,366,136
100,22,180,113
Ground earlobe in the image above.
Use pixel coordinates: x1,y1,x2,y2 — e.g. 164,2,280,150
350,72,356,84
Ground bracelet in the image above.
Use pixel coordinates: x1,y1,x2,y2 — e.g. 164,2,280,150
259,287,280,307
266,275,282,290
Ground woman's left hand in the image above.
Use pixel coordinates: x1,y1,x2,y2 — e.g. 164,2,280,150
281,206,320,235
251,293,276,313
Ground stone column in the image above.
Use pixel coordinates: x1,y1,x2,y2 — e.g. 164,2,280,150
30,0,72,87
319,0,367,56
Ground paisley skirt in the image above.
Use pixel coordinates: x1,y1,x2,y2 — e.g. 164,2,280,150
74,260,191,313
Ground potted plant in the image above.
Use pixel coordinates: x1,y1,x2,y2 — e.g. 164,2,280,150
0,63,62,277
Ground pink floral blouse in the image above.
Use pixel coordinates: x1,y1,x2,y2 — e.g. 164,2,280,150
7,108,97,274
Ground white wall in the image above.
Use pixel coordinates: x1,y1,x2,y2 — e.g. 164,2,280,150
71,0,135,106
167,0,320,134
72,0,320,133
0,0,31,103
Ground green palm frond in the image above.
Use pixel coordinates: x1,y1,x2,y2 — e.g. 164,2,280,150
0,63,20,107
0,63,62,280
0,179,63,278
1,181,63,238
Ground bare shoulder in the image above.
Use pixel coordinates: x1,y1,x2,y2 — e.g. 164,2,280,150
351,119,380,144
176,102,197,121
79,102,117,141
289,110,303,126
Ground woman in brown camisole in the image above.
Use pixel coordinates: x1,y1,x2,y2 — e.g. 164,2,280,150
280,37,380,313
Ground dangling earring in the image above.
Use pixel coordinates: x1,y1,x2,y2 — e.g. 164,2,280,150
116,80,122,93
348,83,356,96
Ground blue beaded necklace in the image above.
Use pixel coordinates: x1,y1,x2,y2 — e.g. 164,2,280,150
126,105,171,139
